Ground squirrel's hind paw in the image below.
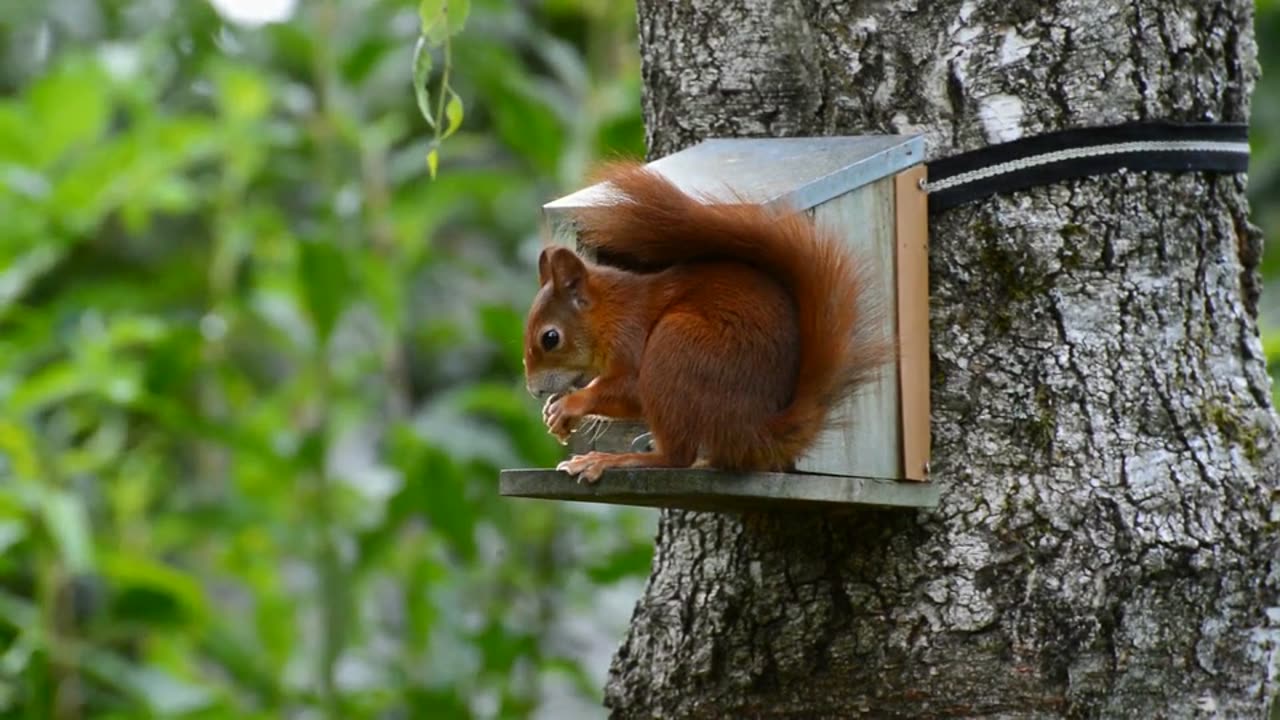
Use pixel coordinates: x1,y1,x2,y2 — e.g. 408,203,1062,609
557,452,619,484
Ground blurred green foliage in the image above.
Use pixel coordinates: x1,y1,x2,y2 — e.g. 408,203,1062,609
1,1,1279,719
1253,0,1280,394
0,0,650,717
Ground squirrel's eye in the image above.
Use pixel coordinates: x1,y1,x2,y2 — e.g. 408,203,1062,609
540,328,561,352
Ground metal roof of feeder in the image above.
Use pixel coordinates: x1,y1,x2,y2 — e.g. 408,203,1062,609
544,135,925,215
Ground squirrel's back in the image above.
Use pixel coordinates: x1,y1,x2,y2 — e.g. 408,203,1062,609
571,162,891,468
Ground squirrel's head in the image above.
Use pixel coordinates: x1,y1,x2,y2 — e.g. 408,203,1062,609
523,246,599,400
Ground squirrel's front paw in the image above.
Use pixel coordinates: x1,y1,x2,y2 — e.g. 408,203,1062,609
543,394,580,445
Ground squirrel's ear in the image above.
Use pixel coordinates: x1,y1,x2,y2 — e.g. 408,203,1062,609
537,246,555,287
543,246,588,306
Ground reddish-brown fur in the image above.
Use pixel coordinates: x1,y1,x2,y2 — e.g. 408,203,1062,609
523,162,892,482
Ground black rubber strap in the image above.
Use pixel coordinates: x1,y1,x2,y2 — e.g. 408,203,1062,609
925,121,1251,213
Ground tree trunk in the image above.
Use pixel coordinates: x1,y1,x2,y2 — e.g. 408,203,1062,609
606,1,1280,717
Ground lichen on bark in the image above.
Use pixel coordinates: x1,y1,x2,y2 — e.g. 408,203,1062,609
607,1,1280,717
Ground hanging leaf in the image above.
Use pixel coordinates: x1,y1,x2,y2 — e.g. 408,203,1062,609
443,89,464,140
419,0,454,44
426,147,439,179
412,36,436,127
418,0,446,37
446,0,470,35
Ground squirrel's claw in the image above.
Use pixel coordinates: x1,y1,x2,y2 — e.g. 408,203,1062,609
541,394,559,422
557,452,612,484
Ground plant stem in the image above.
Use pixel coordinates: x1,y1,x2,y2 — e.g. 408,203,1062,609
314,463,345,720
38,559,79,720
306,3,347,717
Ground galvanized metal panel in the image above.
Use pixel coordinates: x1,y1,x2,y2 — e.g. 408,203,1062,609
795,176,902,479
499,468,940,512
565,419,648,455
543,135,925,226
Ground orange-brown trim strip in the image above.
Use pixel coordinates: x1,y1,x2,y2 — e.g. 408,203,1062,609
894,166,931,482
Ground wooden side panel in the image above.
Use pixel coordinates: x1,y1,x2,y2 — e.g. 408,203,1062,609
894,166,931,481
795,178,901,480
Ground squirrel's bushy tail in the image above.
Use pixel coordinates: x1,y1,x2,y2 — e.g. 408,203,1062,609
572,162,893,468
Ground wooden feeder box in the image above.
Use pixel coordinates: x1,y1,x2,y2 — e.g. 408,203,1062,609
500,136,936,512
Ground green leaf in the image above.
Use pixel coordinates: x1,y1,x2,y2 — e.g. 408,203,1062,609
80,647,216,716
412,36,435,126
388,427,475,561
418,0,446,37
479,73,566,174
0,520,25,556
214,63,271,122
0,421,40,481
48,137,136,230
106,314,169,347
0,102,33,166
443,89,464,140
9,361,85,415
477,303,524,365
407,689,471,719
0,589,38,630
0,591,214,715
475,621,538,673
452,382,561,467
297,240,352,342
419,468,474,562
28,58,110,167
1263,330,1280,363
427,147,439,179
123,666,215,716
541,655,599,699
585,544,654,584
199,625,283,707
419,0,465,44
40,490,94,573
446,0,470,35
101,551,209,628
341,36,395,84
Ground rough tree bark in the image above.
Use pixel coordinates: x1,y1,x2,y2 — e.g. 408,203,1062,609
605,1,1280,717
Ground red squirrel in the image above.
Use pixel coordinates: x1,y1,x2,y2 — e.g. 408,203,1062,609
522,161,891,483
